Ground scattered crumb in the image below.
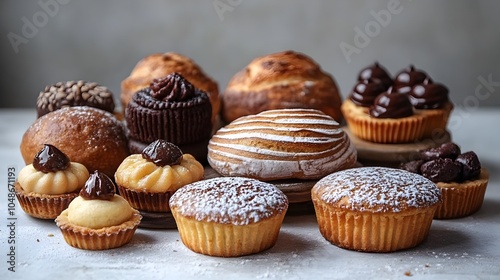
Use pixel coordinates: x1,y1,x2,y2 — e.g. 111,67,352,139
36,239,40,242
425,264,430,268
404,271,412,276
173,250,177,252
48,234,54,237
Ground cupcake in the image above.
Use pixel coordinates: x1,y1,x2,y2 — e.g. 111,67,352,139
311,167,442,252
15,144,89,219
114,139,204,213
55,170,142,250
169,177,289,257
342,87,428,144
125,73,212,162
36,80,116,118
401,142,489,219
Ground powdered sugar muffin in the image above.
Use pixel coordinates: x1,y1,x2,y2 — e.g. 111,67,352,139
115,139,204,212
312,167,441,252
56,170,141,250
15,144,89,219
169,177,289,257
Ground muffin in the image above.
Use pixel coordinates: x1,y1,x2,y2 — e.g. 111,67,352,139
169,177,289,257
36,80,116,118
401,142,489,219
56,170,141,250
121,52,220,125
342,87,428,144
15,144,89,219
311,167,442,252
20,106,130,179
222,50,344,124
114,139,204,213
125,73,212,162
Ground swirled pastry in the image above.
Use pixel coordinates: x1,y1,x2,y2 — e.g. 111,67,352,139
208,108,357,181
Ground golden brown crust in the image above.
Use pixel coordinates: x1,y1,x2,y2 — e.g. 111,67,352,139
121,52,220,123
221,50,343,124
19,106,130,179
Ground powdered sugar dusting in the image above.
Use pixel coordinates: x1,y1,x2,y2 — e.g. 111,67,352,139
169,177,288,225
313,167,442,213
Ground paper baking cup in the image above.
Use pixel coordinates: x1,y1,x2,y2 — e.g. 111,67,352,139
15,183,78,219
55,210,141,250
117,185,173,212
434,168,489,219
312,200,437,252
172,212,285,257
418,102,454,138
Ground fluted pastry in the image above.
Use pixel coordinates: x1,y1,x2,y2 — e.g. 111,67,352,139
222,50,344,124
208,108,357,181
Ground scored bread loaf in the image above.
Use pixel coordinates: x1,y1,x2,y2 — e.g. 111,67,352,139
207,108,357,181
221,50,344,124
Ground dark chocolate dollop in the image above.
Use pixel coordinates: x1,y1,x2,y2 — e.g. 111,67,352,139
455,151,481,181
400,160,425,174
349,79,386,107
358,62,393,89
150,73,195,102
419,142,461,161
369,92,414,118
409,78,449,109
393,65,428,88
142,139,183,167
32,144,70,173
79,170,115,200
420,158,462,183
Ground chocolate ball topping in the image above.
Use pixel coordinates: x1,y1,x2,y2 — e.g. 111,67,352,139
420,158,462,183
369,91,414,118
80,170,116,200
358,62,393,89
150,73,195,102
455,151,481,180
142,139,183,167
419,142,461,161
349,79,387,107
32,144,70,173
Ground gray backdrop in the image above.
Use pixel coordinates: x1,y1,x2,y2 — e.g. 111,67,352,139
1,0,500,110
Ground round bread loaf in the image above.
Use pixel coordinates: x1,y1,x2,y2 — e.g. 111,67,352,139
121,52,220,124
221,50,344,124
207,108,357,181
20,106,130,178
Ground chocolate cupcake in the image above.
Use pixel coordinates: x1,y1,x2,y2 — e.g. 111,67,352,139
36,80,115,118
125,73,212,162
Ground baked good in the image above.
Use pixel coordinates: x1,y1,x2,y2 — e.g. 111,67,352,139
221,50,344,124
56,170,141,250
125,73,212,162
36,80,115,118
115,139,204,212
208,108,357,181
121,52,220,124
15,144,89,219
342,88,428,143
401,142,489,219
20,106,129,179
169,177,288,257
311,167,442,252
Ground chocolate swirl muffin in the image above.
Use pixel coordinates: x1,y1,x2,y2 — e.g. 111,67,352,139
125,73,212,160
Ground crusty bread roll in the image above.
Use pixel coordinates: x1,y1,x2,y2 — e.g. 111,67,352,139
207,108,357,181
221,50,344,124
20,106,130,179
121,52,220,124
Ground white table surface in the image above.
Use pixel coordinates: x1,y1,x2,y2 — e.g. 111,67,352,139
0,108,499,280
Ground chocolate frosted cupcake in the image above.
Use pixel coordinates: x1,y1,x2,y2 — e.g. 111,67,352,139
409,78,453,138
342,89,427,143
126,73,212,162
36,80,115,118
